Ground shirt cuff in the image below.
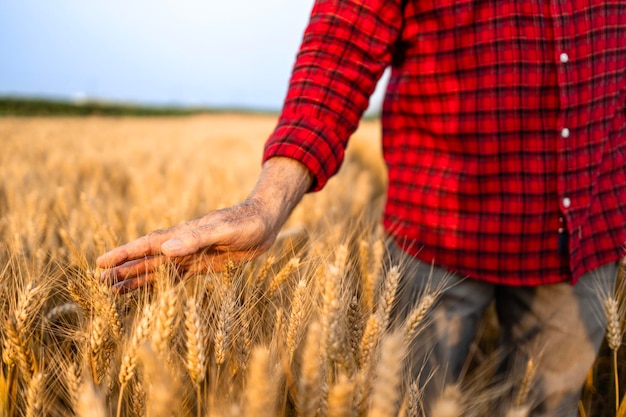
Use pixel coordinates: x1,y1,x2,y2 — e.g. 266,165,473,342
262,117,345,192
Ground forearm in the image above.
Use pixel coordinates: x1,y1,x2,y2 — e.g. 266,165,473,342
246,156,313,231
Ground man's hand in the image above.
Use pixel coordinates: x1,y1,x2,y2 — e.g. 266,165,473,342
96,157,313,293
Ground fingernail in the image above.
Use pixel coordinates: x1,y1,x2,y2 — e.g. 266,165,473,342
162,239,183,254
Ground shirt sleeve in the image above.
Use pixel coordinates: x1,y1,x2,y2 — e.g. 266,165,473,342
262,0,403,191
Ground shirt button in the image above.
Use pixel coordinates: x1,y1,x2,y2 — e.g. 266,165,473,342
559,52,569,63
562,197,572,208
561,128,570,138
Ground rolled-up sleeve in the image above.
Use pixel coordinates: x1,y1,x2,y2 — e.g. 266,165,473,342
263,0,403,191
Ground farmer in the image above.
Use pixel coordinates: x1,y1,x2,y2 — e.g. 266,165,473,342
97,1,626,415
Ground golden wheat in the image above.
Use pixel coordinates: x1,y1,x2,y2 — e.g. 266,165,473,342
0,115,619,417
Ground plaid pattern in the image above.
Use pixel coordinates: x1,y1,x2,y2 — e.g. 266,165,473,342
263,0,626,285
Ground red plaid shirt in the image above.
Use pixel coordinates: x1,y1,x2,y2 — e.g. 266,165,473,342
263,0,626,286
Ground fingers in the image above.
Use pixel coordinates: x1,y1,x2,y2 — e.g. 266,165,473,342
112,272,156,294
106,250,257,294
101,255,166,284
96,228,176,268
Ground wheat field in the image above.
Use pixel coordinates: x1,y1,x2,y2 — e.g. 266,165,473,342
0,115,623,417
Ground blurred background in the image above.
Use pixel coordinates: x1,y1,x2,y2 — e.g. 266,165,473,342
0,0,387,114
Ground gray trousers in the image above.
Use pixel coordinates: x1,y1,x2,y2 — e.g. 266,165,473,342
387,241,618,417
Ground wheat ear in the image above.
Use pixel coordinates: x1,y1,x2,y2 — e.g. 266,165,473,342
514,358,535,408
117,303,153,417
245,346,274,417
369,332,404,417
184,296,208,386
89,313,109,384
605,296,622,413
214,285,236,366
404,293,436,344
138,344,178,417
268,257,300,296
504,406,531,417
322,245,347,363
358,314,382,370
25,371,44,417
360,238,384,314
151,288,179,357
287,279,309,360
327,374,355,417
377,266,400,330
299,322,323,417
76,380,107,417
430,384,463,417
65,362,82,413
402,381,422,417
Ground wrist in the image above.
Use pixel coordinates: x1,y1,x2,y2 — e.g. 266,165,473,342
247,157,312,229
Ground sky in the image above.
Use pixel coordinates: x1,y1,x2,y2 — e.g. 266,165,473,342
0,0,388,112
